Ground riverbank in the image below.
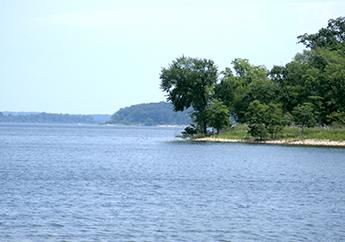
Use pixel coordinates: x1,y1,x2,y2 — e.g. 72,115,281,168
192,125,345,147
194,137,345,147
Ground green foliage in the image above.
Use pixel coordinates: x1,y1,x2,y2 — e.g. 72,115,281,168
160,56,218,133
323,51,345,113
270,65,285,83
215,76,235,109
248,79,278,104
206,100,230,133
246,100,268,139
248,123,268,141
215,59,270,122
298,16,345,50
232,58,268,83
326,112,345,127
292,103,317,134
160,16,345,140
271,44,345,124
265,103,287,138
245,100,286,140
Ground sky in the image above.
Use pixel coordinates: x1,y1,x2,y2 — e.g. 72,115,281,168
1,0,344,114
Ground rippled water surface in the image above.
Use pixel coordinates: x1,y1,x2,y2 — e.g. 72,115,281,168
1,123,345,241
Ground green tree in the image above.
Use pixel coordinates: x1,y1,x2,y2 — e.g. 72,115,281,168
248,79,278,104
215,72,235,109
326,112,345,127
216,59,270,122
206,100,230,134
265,103,286,139
270,65,286,83
292,103,317,135
323,50,345,113
232,58,268,83
246,100,285,140
160,56,218,134
215,65,258,118
277,53,315,113
272,49,329,119
276,45,345,124
246,100,269,140
298,17,345,51
290,17,345,125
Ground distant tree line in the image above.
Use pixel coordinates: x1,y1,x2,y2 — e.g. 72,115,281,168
110,102,191,125
160,17,345,139
0,112,110,124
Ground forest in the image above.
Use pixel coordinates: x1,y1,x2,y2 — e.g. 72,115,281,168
160,17,345,140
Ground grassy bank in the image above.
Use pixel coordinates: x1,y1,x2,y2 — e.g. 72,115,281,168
206,124,345,141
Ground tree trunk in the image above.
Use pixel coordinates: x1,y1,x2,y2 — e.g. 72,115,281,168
203,121,207,134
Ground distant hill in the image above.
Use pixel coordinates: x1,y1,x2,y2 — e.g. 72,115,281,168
111,102,191,125
0,102,191,125
0,112,111,124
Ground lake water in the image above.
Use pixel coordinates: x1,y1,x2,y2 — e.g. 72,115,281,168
0,123,345,241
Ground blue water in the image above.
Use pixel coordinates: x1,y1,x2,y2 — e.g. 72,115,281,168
0,123,345,241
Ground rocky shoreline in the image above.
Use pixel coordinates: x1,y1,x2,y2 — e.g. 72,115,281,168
194,137,345,148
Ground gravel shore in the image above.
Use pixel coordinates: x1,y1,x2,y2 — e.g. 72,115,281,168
194,137,345,147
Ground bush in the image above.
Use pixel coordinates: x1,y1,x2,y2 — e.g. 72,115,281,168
292,102,317,135
326,112,345,127
182,124,198,137
246,100,286,140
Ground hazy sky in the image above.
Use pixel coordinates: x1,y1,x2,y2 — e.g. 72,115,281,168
1,0,344,114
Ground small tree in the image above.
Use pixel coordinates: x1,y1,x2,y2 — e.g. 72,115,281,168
246,100,286,140
265,103,286,139
292,102,317,135
246,100,269,140
206,100,230,134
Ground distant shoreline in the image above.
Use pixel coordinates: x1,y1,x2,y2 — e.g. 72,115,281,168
194,137,345,148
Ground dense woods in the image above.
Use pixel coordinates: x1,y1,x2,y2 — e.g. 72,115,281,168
160,17,345,139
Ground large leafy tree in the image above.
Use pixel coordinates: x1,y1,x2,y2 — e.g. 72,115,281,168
232,58,268,83
160,56,218,134
215,69,235,109
273,52,319,114
298,16,345,51
216,75,249,122
272,44,345,124
267,17,345,125
215,58,271,122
